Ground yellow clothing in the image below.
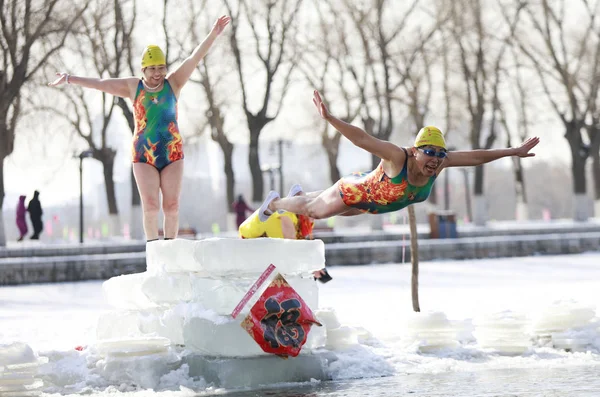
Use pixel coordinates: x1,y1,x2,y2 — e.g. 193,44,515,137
239,210,299,239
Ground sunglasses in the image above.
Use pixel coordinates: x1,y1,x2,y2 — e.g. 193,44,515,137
418,148,447,159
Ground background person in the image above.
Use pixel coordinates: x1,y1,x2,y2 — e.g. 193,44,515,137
15,195,28,242
27,190,43,240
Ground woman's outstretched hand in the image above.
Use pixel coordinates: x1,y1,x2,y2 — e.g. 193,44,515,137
48,72,68,87
212,15,231,36
312,90,331,120
514,137,540,157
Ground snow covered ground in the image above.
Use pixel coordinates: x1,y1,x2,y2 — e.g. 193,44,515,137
1,253,600,396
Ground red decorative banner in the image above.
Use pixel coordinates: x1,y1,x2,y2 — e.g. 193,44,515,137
241,273,321,358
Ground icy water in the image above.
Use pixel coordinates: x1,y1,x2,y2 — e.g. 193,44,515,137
3,253,600,397
222,366,600,396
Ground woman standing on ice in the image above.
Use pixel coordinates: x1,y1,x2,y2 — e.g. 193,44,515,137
48,16,231,242
258,90,540,220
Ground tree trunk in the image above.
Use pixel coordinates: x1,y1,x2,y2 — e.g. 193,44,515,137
99,150,118,215
408,205,420,312
322,127,341,184
462,169,473,222
222,141,235,213
0,211,5,248
0,151,5,212
473,164,488,225
362,117,380,170
0,156,5,247
117,98,141,206
570,139,589,222
569,141,588,196
0,120,10,211
117,97,142,239
326,151,341,184
591,142,600,201
249,127,264,201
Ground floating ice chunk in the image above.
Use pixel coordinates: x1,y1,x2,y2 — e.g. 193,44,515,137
0,343,37,367
326,327,359,349
94,345,181,390
315,308,342,330
313,309,360,350
532,300,596,336
95,337,172,357
401,311,460,351
530,300,598,351
551,323,600,352
473,311,531,355
146,238,325,275
0,343,45,396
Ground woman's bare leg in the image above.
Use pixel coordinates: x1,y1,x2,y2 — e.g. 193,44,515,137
133,163,161,240
160,160,184,239
339,208,364,216
280,216,296,239
269,183,350,219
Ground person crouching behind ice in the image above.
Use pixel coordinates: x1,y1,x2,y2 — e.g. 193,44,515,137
238,184,332,283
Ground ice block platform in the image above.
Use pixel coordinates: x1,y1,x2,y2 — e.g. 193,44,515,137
182,352,332,388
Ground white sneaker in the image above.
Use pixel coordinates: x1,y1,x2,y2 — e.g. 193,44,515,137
287,184,303,198
258,191,280,222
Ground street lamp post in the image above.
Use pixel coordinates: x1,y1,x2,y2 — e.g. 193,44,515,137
78,149,94,243
270,139,291,195
261,164,279,192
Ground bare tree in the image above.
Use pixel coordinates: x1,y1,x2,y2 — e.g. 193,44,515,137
341,0,406,168
515,0,600,221
224,0,303,201
393,7,447,206
445,0,523,225
44,0,137,233
499,45,533,220
0,0,87,246
184,0,237,210
300,0,363,184
111,0,143,239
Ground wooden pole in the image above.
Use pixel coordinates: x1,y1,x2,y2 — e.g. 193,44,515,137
408,205,420,312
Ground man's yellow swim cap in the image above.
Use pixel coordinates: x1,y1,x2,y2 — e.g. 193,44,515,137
414,126,446,149
141,45,166,68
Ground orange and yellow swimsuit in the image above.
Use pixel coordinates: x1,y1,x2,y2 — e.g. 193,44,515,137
132,80,183,171
338,148,436,214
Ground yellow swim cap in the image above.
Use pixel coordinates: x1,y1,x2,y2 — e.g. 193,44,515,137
414,126,446,149
141,45,166,68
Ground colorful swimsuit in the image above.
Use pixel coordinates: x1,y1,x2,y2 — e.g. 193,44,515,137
338,148,436,214
132,80,183,171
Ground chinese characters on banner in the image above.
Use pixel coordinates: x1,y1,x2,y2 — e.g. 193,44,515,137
241,273,321,358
